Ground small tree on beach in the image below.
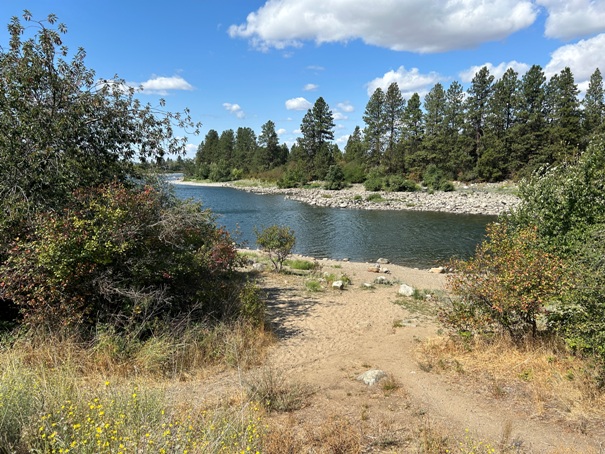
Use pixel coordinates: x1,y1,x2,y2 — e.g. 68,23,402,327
255,225,296,272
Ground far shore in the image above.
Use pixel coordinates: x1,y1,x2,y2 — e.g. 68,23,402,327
171,177,520,216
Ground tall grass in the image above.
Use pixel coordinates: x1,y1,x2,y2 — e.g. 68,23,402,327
0,319,272,452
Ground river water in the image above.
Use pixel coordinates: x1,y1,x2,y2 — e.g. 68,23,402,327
172,183,495,268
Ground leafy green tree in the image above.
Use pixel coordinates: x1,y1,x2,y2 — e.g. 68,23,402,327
0,12,199,245
324,164,346,190
255,225,296,272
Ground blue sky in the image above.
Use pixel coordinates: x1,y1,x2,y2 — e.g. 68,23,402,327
2,1,605,158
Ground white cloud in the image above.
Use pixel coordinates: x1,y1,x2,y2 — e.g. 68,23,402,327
337,101,354,112
307,65,325,71
228,0,537,53
366,66,442,98
139,76,194,95
544,34,605,81
333,112,348,121
538,0,605,39
223,102,246,119
293,128,302,134
185,143,198,158
285,97,313,110
304,83,319,91
277,128,287,135
336,134,350,146
459,61,531,83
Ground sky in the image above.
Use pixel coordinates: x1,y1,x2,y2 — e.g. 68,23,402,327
2,1,605,158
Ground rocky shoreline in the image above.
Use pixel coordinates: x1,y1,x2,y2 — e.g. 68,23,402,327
175,179,521,216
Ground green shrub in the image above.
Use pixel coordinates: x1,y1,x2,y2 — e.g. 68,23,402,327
285,259,316,271
255,225,296,272
446,223,570,341
385,175,418,192
324,165,346,190
366,192,385,202
363,178,384,191
0,183,240,333
422,165,453,192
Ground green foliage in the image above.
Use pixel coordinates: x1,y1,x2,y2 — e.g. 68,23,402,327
385,175,418,192
277,167,306,188
422,165,453,191
364,178,384,191
0,12,199,248
324,164,346,190
366,193,385,202
446,223,570,341
508,135,605,248
0,183,240,333
285,259,317,271
255,225,296,272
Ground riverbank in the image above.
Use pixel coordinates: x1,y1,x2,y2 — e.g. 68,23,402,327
173,178,520,216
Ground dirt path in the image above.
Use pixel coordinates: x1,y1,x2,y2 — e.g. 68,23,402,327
262,257,603,453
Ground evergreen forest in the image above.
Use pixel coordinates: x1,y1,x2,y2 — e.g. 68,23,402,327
184,65,605,188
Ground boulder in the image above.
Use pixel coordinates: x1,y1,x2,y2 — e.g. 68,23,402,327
356,369,387,386
377,258,390,264
332,280,344,290
398,283,415,296
374,276,391,285
429,266,445,274
252,263,266,272
367,264,381,273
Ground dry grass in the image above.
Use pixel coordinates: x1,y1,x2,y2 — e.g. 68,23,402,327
417,334,605,432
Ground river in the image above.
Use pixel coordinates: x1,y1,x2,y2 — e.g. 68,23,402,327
172,183,494,269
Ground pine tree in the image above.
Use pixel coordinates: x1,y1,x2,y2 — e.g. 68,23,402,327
479,68,520,180
544,67,581,164
362,88,386,166
465,66,494,168
234,127,257,173
299,97,335,179
583,68,605,139
443,81,470,176
422,83,447,169
256,120,280,171
401,93,424,174
383,82,406,172
509,65,547,175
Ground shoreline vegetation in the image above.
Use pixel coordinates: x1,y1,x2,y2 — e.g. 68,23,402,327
172,177,520,216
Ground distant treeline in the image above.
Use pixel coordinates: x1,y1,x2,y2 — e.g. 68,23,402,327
177,65,604,186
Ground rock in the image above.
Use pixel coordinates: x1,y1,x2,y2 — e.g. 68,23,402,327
367,265,381,273
374,276,391,285
398,283,415,296
377,258,390,264
382,267,390,274
429,266,445,274
362,283,374,289
332,280,344,290
342,257,350,262
356,369,387,386
252,263,266,271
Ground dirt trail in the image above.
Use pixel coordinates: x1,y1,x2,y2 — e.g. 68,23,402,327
263,257,603,453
